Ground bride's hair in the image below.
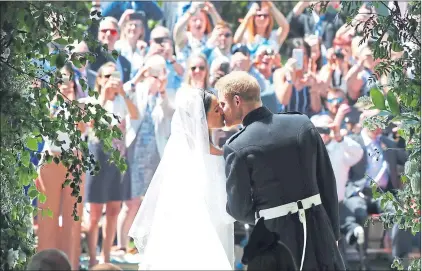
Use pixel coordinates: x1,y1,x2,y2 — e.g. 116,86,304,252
200,88,216,115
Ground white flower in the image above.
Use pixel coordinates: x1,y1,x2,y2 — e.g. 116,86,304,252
7,248,19,268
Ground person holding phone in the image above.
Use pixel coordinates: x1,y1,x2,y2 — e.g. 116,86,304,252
273,39,322,116
173,1,223,63
115,10,147,79
82,62,138,267
201,21,233,65
233,1,289,55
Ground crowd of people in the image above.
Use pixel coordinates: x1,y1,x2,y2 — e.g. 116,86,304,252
28,1,420,270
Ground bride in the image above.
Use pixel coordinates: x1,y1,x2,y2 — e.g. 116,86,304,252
128,88,235,270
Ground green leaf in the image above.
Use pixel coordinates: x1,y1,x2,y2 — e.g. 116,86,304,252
370,87,386,110
26,137,38,151
391,41,403,52
386,91,400,115
21,151,30,167
38,193,47,204
54,37,68,45
28,189,39,198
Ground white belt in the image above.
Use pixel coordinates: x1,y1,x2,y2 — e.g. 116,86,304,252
255,194,322,271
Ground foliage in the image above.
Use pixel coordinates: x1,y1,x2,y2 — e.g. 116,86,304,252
1,2,126,270
341,1,421,269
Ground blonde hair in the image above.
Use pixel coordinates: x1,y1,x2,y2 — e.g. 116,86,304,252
94,62,116,94
120,16,144,41
215,71,261,102
184,53,209,89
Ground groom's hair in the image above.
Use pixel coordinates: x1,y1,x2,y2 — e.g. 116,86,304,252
215,71,261,102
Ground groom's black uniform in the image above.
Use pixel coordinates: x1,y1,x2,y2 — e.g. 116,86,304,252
224,107,345,270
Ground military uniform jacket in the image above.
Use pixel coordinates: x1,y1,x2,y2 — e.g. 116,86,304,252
223,106,345,270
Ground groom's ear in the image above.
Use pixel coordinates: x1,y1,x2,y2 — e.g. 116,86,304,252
234,95,240,106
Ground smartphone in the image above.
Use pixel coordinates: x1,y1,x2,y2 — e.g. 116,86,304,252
129,11,145,21
292,48,304,70
111,71,121,80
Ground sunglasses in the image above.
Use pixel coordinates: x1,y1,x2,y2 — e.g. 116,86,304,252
153,37,170,44
326,97,344,104
100,29,118,36
103,74,112,79
221,32,232,38
255,14,270,18
190,66,206,72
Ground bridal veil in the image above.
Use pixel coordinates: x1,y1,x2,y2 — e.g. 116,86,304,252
128,88,234,270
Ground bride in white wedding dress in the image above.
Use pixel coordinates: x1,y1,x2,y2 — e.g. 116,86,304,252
129,87,235,270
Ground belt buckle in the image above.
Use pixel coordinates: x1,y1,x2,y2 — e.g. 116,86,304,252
296,199,304,209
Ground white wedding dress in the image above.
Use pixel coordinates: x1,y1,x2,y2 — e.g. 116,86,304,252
129,88,235,270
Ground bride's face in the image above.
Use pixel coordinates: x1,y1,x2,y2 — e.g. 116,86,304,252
206,95,224,129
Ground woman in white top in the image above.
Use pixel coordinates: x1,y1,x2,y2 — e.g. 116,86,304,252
115,9,147,78
173,2,222,63
36,63,85,270
233,1,289,55
82,62,138,267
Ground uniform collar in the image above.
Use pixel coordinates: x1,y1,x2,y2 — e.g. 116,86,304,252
242,106,272,127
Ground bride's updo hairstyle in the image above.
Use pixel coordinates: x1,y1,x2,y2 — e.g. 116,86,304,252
200,88,216,115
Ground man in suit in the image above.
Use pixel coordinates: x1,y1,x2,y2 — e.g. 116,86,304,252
215,71,345,270
344,109,408,233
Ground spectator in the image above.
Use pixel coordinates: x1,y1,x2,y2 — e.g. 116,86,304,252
343,110,408,258
323,88,348,122
319,47,350,98
27,249,71,271
202,22,233,65
209,56,231,90
96,0,163,41
173,2,222,63
310,114,365,253
87,17,131,85
146,26,184,103
36,63,85,270
117,55,174,257
233,1,289,55
182,53,210,90
230,44,266,91
82,62,138,267
288,1,343,48
346,46,380,103
273,38,321,116
115,10,147,78
253,45,276,83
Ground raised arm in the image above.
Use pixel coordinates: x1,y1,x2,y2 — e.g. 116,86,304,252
266,1,290,45
224,144,255,225
233,3,259,44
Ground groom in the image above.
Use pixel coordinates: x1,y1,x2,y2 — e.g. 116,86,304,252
215,71,345,270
